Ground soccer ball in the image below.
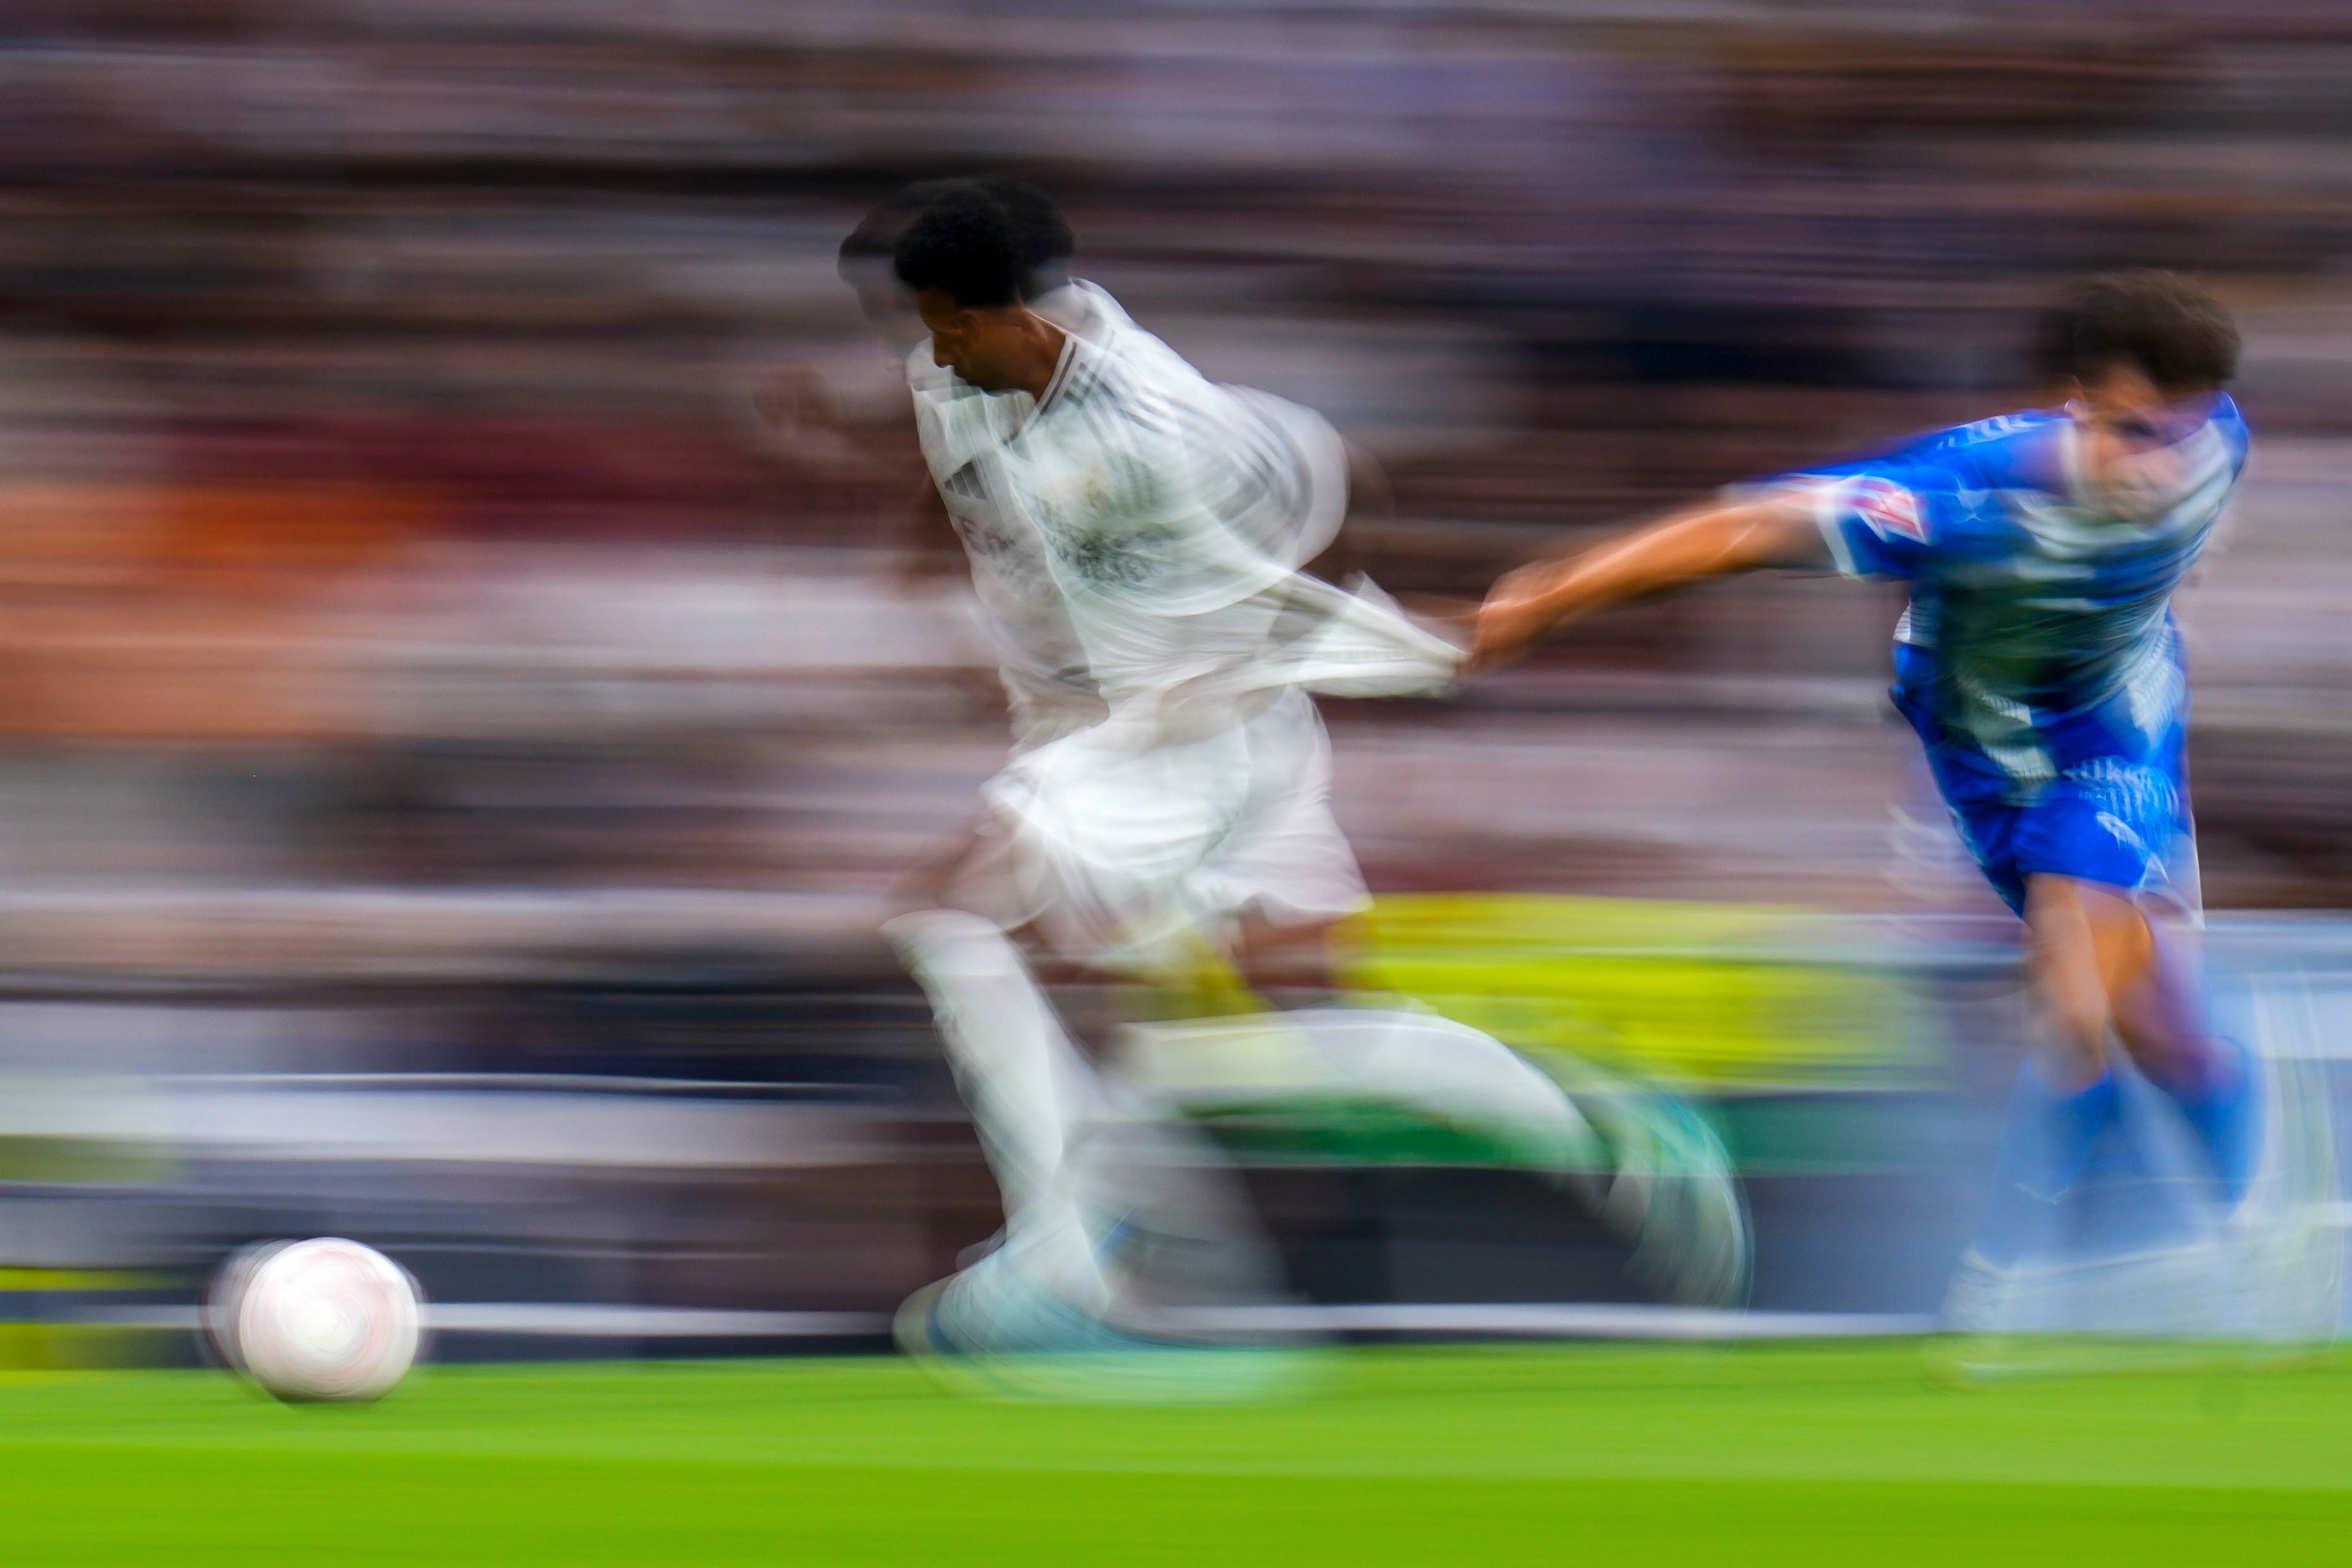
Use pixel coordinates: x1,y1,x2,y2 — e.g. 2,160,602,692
208,1238,423,1403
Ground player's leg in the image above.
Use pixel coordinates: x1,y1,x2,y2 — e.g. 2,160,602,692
1934,772,2126,1286
883,907,1115,1317
1196,696,1599,1153
1935,728,2261,1354
884,791,1133,1310
2026,712,2256,1202
1964,873,2245,1271
2030,875,2257,1205
1951,891,2120,1284
888,903,1302,1401
889,734,1308,1391
1183,700,1749,1302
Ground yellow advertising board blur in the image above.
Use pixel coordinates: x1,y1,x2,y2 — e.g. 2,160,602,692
1340,894,1923,1087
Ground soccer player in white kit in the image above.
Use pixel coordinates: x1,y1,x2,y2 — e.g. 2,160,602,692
863,187,1681,1389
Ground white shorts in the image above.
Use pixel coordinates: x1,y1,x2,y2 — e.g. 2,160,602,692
959,687,1368,968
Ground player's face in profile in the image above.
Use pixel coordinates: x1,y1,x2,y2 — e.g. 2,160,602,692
2068,363,2219,521
914,289,1024,391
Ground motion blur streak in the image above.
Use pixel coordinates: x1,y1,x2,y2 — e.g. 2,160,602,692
0,0,2345,1434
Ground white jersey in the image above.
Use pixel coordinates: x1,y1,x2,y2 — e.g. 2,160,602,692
908,281,1441,742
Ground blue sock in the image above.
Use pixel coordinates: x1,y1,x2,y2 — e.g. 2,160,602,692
2152,1037,2261,1207
1973,1062,2119,1270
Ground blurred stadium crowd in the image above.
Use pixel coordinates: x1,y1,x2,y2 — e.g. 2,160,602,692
1,0,2350,1346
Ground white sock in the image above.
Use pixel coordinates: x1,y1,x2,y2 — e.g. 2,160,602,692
884,910,1114,1314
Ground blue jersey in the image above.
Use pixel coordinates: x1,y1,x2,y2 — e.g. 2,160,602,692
1779,397,2248,910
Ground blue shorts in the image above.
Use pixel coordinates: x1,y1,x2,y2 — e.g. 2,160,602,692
1893,653,2196,918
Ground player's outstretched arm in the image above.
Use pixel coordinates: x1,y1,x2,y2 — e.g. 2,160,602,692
1470,492,1825,670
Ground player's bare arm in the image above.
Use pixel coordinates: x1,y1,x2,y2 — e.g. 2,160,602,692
1470,491,1826,670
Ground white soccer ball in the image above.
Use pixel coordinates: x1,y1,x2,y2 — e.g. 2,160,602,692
210,1238,423,1403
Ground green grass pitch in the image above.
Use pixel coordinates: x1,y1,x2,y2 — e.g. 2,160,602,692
4,1342,2350,1565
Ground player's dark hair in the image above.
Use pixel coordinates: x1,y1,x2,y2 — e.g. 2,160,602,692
976,176,1074,293
893,189,1030,309
2040,271,2239,394
838,179,965,268
845,178,1073,301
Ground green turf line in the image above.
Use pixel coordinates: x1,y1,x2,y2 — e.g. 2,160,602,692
10,1449,2351,1568
4,1344,2350,1566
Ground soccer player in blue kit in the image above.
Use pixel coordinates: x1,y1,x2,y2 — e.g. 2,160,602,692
1474,273,2259,1323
